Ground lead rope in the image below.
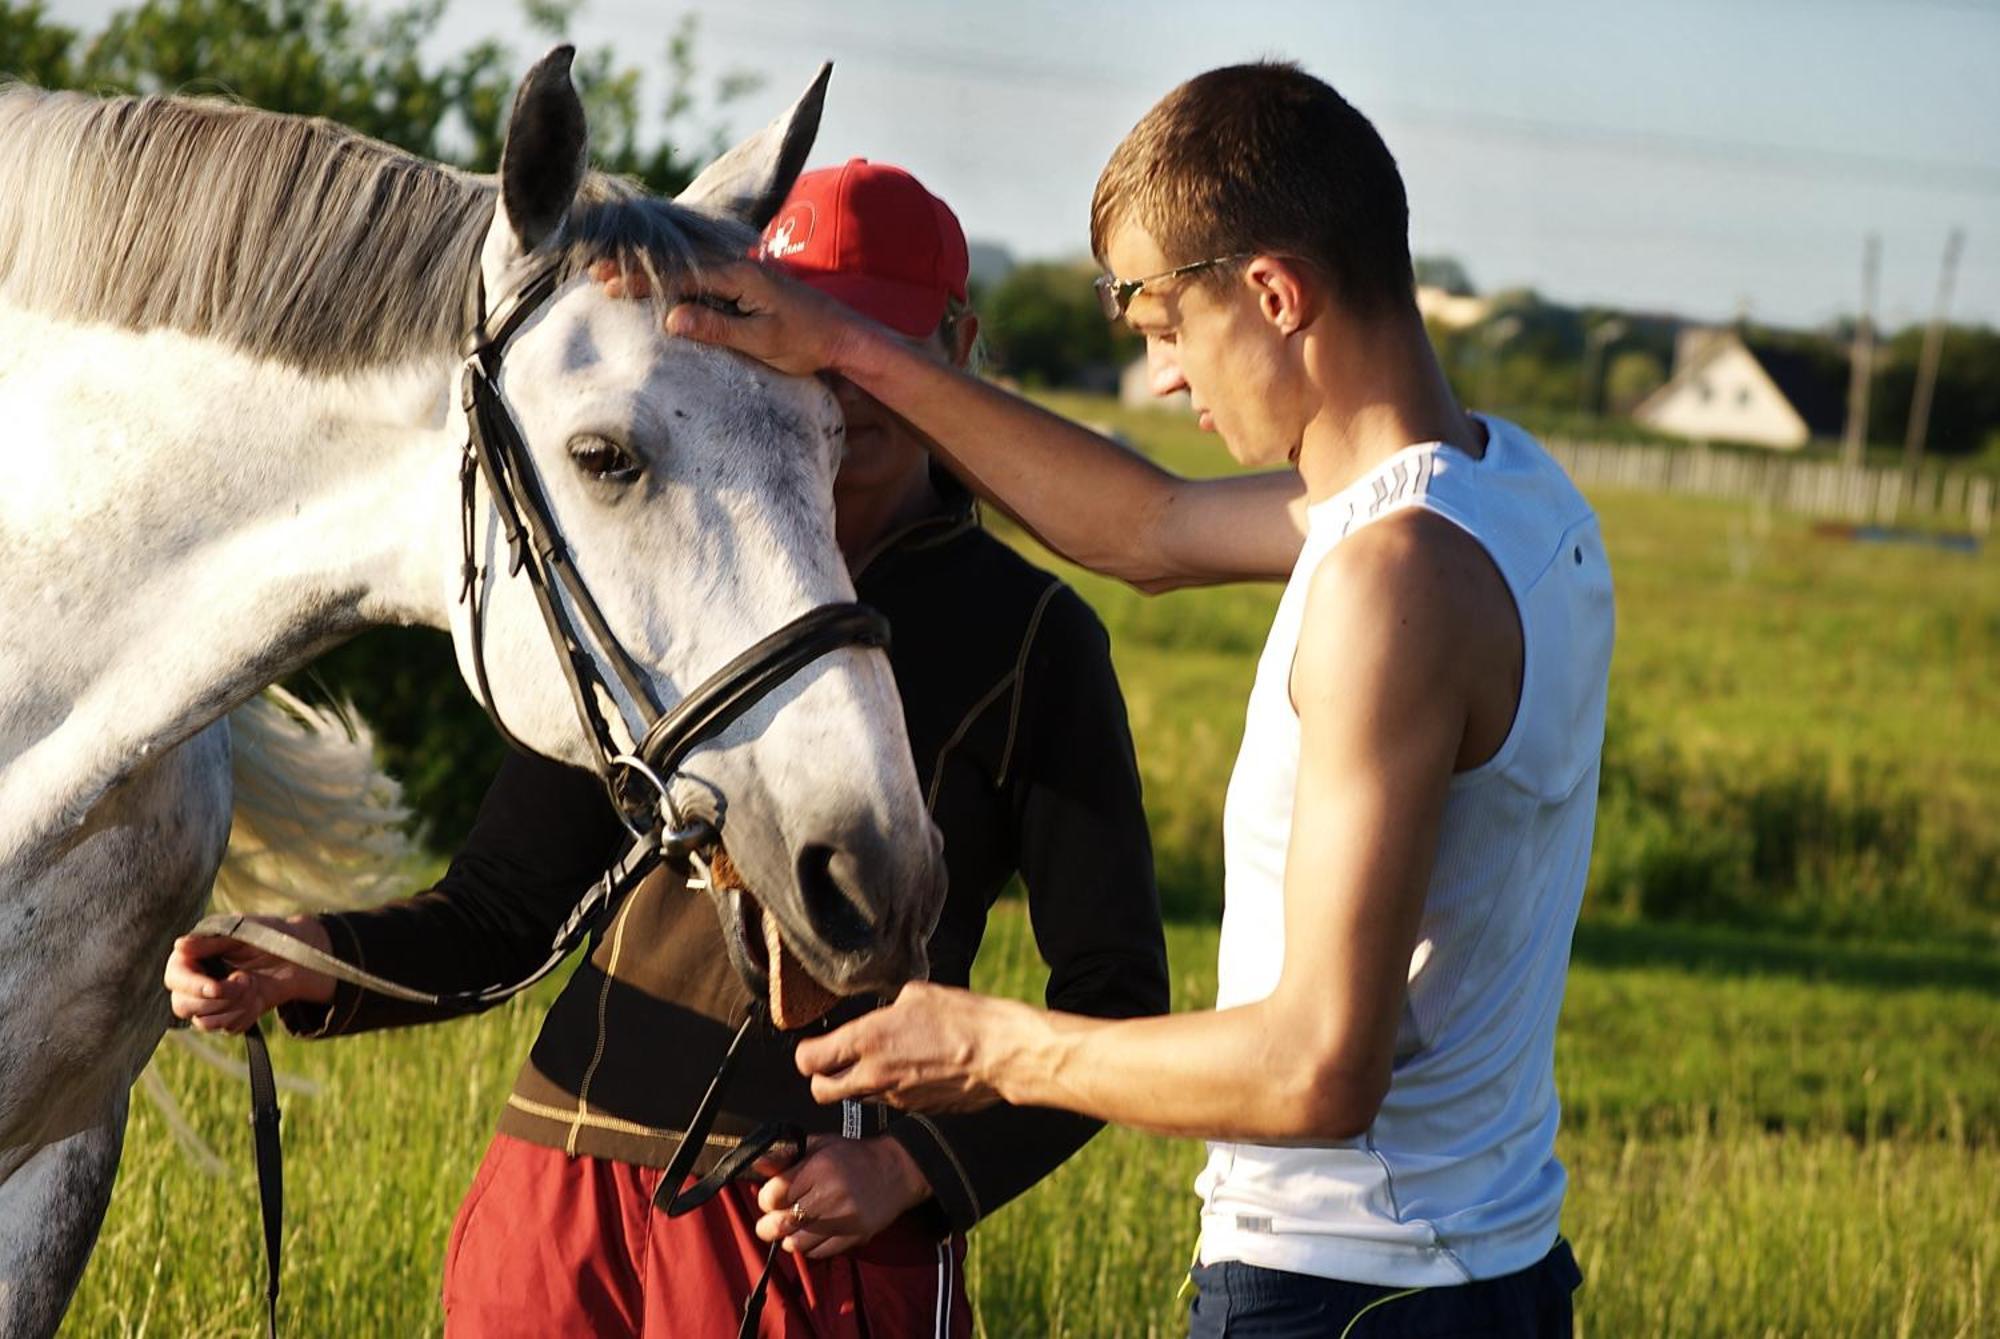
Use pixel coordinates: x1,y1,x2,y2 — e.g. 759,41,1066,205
648,1007,807,1339
198,970,284,1339
244,1024,282,1339
201,864,803,1339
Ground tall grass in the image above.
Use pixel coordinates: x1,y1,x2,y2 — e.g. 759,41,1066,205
1027,395,2000,948
60,401,2000,1336
68,907,1998,1337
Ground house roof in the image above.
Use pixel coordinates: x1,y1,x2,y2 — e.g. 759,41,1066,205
1639,328,1849,442
1745,342,1847,439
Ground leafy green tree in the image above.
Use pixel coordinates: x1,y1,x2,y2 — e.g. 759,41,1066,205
0,1,75,84
1604,349,1667,416
1414,254,1475,296
72,0,514,162
1868,323,2000,457
984,261,1135,387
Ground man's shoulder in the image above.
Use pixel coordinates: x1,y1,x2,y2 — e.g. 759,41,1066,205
1302,509,1514,676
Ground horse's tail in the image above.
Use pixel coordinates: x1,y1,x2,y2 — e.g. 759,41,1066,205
213,687,420,916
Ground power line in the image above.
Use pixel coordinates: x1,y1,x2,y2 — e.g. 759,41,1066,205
697,14,2000,198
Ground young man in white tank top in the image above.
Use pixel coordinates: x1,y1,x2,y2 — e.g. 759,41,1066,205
653,61,1612,1338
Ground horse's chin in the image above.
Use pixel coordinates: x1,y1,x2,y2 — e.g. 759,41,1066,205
708,854,843,1031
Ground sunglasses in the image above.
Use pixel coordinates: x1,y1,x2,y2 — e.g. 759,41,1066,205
1093,252,1254,320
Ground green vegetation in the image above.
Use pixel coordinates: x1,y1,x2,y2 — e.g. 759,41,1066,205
1038,393,2000,949
68,907,1998,1338
66,395,1999,1337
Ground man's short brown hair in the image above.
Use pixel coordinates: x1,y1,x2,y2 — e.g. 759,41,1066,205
1090,62,1414,318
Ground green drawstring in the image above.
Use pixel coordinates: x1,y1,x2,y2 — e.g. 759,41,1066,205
1336,1285,1427,1339
1178,1232,1428,1335
1175,1233,1202,1308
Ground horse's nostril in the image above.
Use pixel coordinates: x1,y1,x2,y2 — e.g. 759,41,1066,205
795,844,875,954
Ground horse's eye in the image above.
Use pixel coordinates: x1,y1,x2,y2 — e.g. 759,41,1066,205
568,434,641,484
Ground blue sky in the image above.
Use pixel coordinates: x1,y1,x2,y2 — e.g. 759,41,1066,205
53,0,2000,329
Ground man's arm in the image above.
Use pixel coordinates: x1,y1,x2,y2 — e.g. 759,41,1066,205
276,750,627,1036
796,512,1493,1140
649,260,1308,590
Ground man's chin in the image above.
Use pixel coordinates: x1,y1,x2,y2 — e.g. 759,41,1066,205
1216,431,1290,470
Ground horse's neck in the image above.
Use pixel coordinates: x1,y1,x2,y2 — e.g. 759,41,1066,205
0,305,459,856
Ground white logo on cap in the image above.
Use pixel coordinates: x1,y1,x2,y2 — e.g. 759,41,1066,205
763,202,816,260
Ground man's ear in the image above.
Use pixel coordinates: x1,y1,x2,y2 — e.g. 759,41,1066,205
1245,256,1319,336
948,312,981,369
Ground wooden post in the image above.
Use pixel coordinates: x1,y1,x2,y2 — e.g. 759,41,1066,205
1842,234,1879,469
1903,228,1964,475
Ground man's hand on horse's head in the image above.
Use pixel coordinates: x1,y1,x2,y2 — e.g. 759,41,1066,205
589,256,874,381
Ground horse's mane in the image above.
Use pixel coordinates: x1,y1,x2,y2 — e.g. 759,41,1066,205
0,84,750,374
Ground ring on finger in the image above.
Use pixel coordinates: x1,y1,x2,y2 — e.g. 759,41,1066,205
789,1197,812,1228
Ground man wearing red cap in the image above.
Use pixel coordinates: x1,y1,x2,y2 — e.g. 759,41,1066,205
168,160,1168,1337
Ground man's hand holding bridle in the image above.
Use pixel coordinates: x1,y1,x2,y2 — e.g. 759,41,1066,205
793,981,1039,1114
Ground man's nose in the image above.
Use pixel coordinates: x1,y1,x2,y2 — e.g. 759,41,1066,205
821,371,874,415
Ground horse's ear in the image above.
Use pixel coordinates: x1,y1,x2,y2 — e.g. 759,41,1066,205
675,63,831,230
498,45,588,254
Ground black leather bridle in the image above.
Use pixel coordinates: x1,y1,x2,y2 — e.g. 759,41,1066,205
196,247,892,1339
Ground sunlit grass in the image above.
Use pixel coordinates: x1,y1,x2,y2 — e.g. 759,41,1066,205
63,397,2000,1336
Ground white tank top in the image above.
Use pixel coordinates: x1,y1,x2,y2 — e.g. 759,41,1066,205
1195,416,1614,1287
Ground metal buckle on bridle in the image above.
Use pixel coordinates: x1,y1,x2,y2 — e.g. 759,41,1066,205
606,750,718,856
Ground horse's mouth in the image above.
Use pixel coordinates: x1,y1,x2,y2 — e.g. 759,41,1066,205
708,849,843,1031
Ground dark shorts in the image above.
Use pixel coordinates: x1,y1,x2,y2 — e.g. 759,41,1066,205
1188,1239,1581,1338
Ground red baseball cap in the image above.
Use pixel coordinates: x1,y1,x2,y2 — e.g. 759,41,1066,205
760,159,969,339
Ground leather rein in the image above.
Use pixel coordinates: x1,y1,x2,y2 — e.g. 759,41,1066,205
193,249,886,1339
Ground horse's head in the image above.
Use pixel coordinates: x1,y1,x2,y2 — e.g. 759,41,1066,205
449,49,943,1019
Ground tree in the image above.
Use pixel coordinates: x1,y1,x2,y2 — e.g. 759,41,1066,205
1414,254,1475,296
0,1,75,84
1604,349,1667,417
983,261,1135,388
1868,323,2000,457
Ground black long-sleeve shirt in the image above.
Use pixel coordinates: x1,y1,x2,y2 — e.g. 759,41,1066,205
282,502,1169,1232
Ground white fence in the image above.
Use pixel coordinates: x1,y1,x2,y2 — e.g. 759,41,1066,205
1544,438,1995,537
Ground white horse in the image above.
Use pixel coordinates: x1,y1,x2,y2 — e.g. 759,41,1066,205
0,48,945,1335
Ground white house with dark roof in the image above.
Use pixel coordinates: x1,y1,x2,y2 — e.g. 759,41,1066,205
1633,328,1846,450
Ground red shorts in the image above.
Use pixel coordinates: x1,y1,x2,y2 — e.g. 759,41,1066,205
441,1133,972,1339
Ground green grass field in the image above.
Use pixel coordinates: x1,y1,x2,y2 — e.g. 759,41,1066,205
65,397,2000,1336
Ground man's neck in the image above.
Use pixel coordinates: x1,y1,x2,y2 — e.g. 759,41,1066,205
1293,314,1483,504
835,465,947,571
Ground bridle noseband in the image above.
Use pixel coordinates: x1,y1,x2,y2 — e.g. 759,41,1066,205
198,245,895,1339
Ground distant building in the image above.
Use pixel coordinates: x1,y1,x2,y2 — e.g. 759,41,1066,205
1119,355,1191,412
1416,284,1492,331
1632,328,1845,450
965,240,1016,291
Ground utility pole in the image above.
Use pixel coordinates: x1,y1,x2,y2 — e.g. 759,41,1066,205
1577,318,1629,426
1841,233,1879,469
1903,227,1964,474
